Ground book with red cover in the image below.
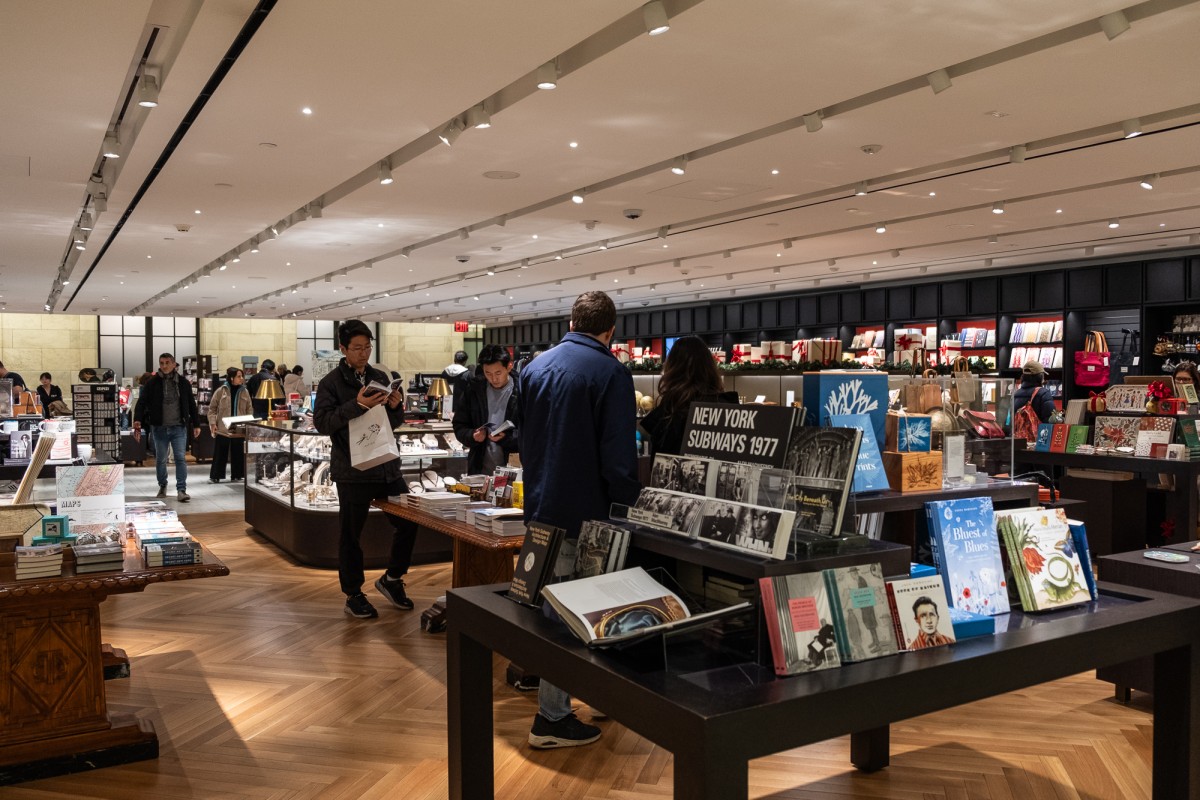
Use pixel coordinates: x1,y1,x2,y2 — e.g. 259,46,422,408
1049,424,1069,453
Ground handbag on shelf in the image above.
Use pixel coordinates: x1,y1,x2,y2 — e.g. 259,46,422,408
1074,330,1110,387
919,369,943,413
960,409,1005,439
949,357,978,404
1111,330,1139,377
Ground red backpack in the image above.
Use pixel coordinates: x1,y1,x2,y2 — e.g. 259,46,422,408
1013,387,1042,443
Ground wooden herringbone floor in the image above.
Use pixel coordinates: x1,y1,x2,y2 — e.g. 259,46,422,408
5,512,1157,799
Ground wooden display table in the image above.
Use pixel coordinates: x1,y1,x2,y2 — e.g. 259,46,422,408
448,581,1200,800
0,542,229,785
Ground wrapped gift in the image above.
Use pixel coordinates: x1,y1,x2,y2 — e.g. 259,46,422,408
939,338,962,364
631,346,644,359
710,348,726,364
792,339,808,362
885,411,933,452
883,451,943,492
749,345,763,363
611,343,630,363
732,343,753,363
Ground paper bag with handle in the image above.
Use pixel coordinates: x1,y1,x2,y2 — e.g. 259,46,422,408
349,403,400,470
949,356,977,404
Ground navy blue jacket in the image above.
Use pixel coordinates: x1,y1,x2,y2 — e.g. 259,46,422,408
517,332,641,537
1013,382,1056,423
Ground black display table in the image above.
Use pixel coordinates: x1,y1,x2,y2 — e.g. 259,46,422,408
447,582,1200,800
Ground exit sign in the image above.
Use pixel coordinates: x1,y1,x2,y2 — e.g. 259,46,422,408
453,321,469,333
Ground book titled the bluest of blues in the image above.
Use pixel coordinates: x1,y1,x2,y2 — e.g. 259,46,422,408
925,496,1010,616
829,414,890,493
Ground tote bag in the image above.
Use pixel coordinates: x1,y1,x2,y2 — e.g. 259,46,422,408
349,403,400,470
1074,331,1110,387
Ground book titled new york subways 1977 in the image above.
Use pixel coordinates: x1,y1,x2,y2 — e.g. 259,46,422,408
924,496,1010,615
506,522,564,606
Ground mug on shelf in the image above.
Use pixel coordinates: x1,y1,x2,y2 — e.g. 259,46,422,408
1,420,17,433
38,419,61,433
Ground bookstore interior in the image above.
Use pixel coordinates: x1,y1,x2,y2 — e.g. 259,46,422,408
4,1,1200,797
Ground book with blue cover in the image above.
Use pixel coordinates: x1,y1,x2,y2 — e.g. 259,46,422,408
948,607,995,640
822,563,899,662
925,496,1010,616
1066,519,1097,601
829,413,889,493
1033,424,1053,452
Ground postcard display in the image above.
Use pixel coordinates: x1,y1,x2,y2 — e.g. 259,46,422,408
72,382,120,459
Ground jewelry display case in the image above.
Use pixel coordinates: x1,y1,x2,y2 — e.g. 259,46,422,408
243,422,452,568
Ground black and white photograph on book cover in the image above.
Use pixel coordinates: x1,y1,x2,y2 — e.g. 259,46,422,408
714,461,754,502
790,427,862,489
696,497,794,559
630,488,704,537
649,453,712,495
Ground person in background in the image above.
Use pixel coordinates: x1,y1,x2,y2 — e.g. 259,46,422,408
452,345,519,474
37,373,63,419
640,335,738,457
208,367,253,483
441,350,472,399
1012,359,1056,423
283,365,307,399
275,363,290,381
518,291,640,749
314,320,418,620
0,361,27,398
246,359,276,419
133,353,200,502
1172,360,1199,395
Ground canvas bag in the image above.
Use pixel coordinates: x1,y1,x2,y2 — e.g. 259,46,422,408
1111,330,1139,377
1074,330,1110,387
949,357,978,404
349,403,400,470
1012,386,1043,443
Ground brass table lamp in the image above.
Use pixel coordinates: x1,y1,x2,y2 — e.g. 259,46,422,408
427,378,450,417
254,379,287,424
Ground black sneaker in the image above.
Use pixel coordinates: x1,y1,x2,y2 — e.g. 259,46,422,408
514,674,541,692
344,593,378,619
375,575,414,610
528,713,601,749
156,486,167,498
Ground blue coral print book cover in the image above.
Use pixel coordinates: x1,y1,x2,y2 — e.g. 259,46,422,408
829,413,890,493
924,496,1010,616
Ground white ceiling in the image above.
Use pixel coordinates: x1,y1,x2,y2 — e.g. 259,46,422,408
4,0,1199,325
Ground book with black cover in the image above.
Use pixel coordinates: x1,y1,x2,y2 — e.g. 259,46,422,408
507,521,564,606
571,520,629,579
785,426,861,539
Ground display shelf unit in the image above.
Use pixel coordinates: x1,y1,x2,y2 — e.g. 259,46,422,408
243,423,451,569
938,317,998,369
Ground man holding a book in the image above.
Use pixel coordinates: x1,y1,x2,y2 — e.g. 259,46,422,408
518,291,641,749
451,344,519,474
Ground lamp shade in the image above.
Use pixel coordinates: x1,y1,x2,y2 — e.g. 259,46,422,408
427,378,450,398
254,378,284,401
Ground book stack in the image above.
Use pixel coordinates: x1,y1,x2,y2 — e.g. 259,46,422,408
704,574,756,608
74,541,125,573
473,506,525,535
407,491,470,518
456,501,495,523
144,541,204,567
14,543,64,579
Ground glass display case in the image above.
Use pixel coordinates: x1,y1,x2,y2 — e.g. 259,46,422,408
243,422,452,568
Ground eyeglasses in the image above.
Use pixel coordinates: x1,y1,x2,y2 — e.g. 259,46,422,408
346,345,373,354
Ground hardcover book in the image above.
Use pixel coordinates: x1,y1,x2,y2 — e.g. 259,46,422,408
996,508,1091,612
822,563,899,662
759,571,842,675
829,414,890,493
971,328,988,348
542,567,749,647
1033,424,1053,452
1066,519,1098,600
506,521,564,606
695,497,795,559
885,575,957,650
1093,415,1141,450
785,426,861,539
1064,425,1090,453
630,488,705,537
572,521,630,579
1179,418,1200,456
1049,424,1069,453
1134,428,1172,458
649,453,715,495
925,496,1010,615
1009,347,1026,369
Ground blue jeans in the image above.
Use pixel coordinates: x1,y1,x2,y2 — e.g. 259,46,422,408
154,425,189,491
537,541,578,722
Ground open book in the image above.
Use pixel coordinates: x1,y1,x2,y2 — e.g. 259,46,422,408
478,419,515,436
541,566,750,648
366,378,405,396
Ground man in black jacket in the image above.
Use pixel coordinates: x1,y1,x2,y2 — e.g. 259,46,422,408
133,353,200,502
246,359,276,419
313,320,418,620
441,350,472,401
451,345,519,474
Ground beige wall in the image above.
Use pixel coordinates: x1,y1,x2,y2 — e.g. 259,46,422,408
379,322,463,377
0,313,98,387
199,318,298,375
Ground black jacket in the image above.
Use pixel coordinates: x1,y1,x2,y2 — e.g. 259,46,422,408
134,371,199,433
314,358,407,484
37,384,63,418
245,368,273,419
451,376,520,473
640,390,740,457
1013,382,1056,423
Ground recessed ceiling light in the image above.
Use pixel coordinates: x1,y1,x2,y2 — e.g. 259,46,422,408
984,110,1010,118
875,222,887,233
531,234,538,239
770,169,779,175
194,209,201,215
928,192,936,197
1056,209,1063,214
1108,219,1120,228
147,255,152,259
301,107,312,115
377,222,384,227
569,142,578,149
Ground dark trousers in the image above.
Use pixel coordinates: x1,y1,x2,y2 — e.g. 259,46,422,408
336,477,417,596
210,435,245,481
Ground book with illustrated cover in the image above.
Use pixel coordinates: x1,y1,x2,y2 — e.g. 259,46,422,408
1052,320,1064,341
1093,416,1141,450
885,575,956,650
971,328,988,348
925,496,1010,615
1010,347,1026,369
571,521,630,579
1033,424,1053,452
829,414,890,493
1134,428,1172,457
630,487,704,537
996,508,1091,612
1049,424,1069,452
1178,418,1200,457
985,328,996,347
1065,425,1090,453
1066,519,1098,600
822,563,899,662
759,572,841,675
786,426,861,539
1008,323,1023,344
507,522,564,606
542,567,749,647
695,497,795,559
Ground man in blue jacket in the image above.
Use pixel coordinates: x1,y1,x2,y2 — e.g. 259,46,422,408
518,290,640,748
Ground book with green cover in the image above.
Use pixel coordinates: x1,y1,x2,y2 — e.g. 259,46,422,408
822,563,899,662
1064,425,1090,453
1178,418,1200,457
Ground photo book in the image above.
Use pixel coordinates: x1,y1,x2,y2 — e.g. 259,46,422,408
822,563,899,662
759,571,842,675
785,426,861,539
570,520,631,580
629,487,705,538
695,497,795,560
541,567,749,647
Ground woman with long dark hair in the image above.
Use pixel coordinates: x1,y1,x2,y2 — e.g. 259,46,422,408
208,367,253,483
640,336,737,457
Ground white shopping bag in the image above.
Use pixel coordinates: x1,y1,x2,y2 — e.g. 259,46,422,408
349,404,400,470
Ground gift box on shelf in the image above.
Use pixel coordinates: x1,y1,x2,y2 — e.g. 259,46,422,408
885,412,933,452
791,339,808,362
882,450,943,492
731,343,753,363
803,370,888,446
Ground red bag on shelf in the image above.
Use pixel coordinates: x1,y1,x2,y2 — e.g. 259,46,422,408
1074,331,1110,387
